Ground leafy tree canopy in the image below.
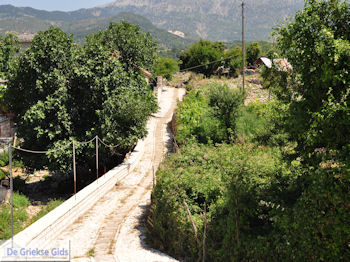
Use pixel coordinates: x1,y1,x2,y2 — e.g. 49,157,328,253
0,33,19,113
6,24,157,173
246,42,262,65
179,39,224,77
0,33,20,78
154,57,179,80
95,21,158,72
273,0,350,164
222,47,242,77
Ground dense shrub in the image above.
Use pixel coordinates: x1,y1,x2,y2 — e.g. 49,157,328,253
176,83,244,145
274,166,350,261
222,47,242,78
246,42,262,66
155,57,179,80
150,1,350,261
207,84,245,140
179,40,224,77
175,90,226,145
236,101,290,147
149,142,293,261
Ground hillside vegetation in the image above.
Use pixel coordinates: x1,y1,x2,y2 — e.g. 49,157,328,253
148,1,350,261
0,7,191,49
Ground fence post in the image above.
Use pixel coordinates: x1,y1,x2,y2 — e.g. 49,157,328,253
8,138,14,248
96,136,99,183
73,141,76,198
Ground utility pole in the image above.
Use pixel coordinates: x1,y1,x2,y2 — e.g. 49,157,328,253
242,1,245,91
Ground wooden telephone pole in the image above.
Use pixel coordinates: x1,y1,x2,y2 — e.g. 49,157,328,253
242,1,245,91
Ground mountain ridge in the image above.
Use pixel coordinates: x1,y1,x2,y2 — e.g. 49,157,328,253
0,0,306,42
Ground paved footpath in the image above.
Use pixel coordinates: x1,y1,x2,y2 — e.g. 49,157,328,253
57,87,185,262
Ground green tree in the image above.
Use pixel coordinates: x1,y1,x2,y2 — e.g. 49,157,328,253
154,57,179,80
246,42,262,65
6,25,157,173
180,39,224,77
268,1,350,260
0,33,20,113
98,21,158,72
0,33,20,77
223,47,242,77
6,27,77,171
273,0,350,164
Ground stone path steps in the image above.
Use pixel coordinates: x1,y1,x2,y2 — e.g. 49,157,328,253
59,87,180,262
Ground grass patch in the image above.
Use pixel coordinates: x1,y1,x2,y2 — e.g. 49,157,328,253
87,248,95,257
0,192,30,240
30,199,64,224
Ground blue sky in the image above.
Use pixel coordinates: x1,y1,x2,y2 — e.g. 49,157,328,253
0,0,113,11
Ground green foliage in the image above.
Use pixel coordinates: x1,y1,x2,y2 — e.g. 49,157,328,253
176,90,226,145
100,21,158,72
154,57,179,80
0,169,9,180
0,192,30,239
0,33,20,113
149,142,292,261
273,0,350,164
246,42,262,65
236,101,290,147
222,47,242,78
0,151,9,167
274,167,350,261
180,40,224,77
6,24,157,173
0,33,20,77
31,199,63,223
236,102,273,143
176,83,244,145
207,84,245,140
150,2,350,261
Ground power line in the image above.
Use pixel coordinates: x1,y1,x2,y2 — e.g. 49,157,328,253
179,55,236,73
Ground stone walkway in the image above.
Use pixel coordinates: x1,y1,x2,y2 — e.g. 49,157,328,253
56,87,184,262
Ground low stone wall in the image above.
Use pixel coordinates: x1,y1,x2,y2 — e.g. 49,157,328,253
0,117,156,250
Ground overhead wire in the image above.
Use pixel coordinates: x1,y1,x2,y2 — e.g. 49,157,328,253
179,55,236,73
